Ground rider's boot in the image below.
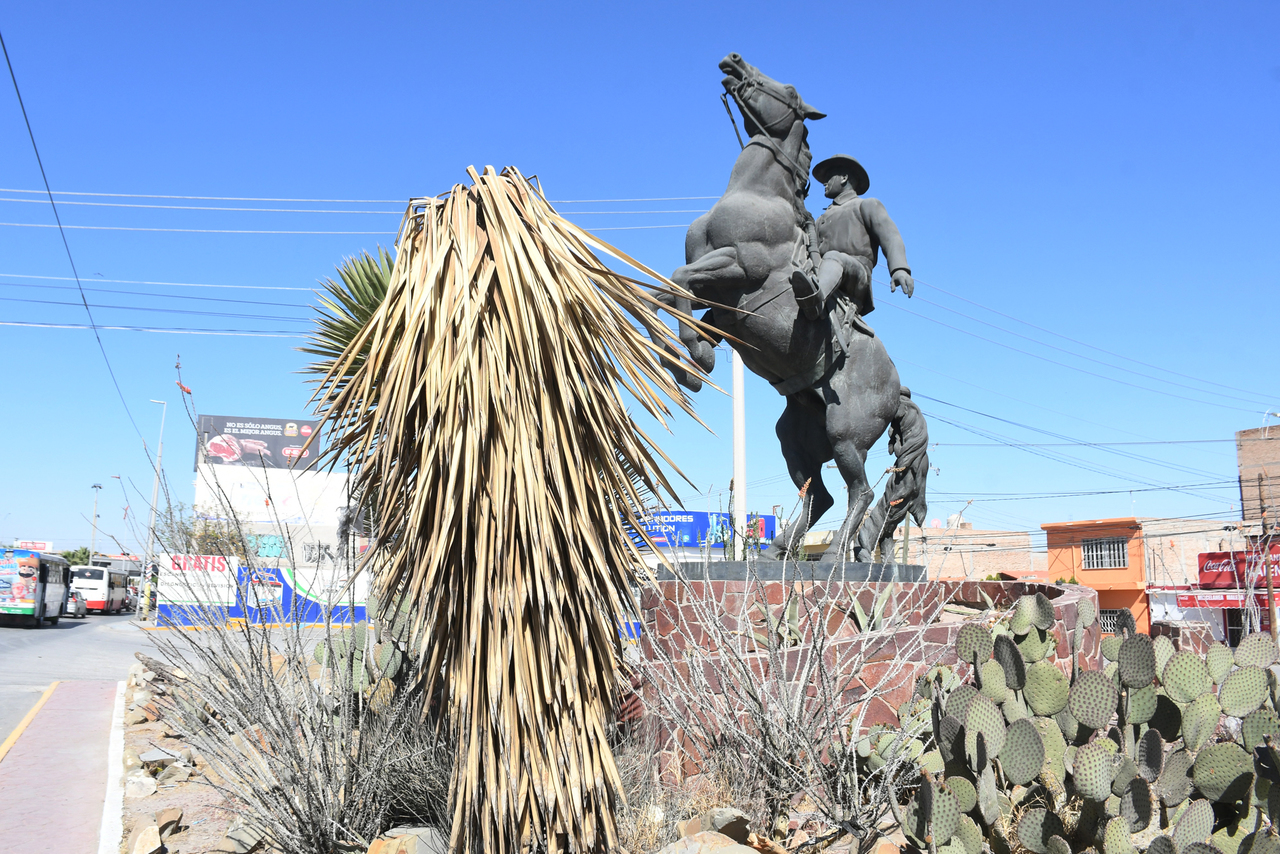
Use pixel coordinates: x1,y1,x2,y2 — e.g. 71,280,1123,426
789,268,824,320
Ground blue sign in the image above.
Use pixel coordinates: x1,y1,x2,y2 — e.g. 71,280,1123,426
637,511,776,551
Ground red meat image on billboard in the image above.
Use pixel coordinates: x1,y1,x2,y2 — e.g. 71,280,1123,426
196,415,320,470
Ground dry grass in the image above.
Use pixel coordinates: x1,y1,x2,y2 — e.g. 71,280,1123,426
307,166,711,853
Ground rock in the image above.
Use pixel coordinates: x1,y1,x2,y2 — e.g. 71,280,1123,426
124,774,158,798
139,747,178,766
122,747,142,771
678,808,752,844
130,825,163,854
653,831,757,854
132,689,153,707
124,710,148,726
220,816,266,854
142,670,157,682
179,747,195,765
369,827,448,854
747,834,788,854
141,701,163,721
157,763,192,784
156,806,183,838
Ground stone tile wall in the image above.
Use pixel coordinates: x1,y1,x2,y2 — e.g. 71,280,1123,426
638,577,1102,785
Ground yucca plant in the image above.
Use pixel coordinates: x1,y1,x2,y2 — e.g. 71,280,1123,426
299,246,394,389
307,166,710,853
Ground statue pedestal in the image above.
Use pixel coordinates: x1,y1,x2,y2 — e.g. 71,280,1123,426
652,560,926,583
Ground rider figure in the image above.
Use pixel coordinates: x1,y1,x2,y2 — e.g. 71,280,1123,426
790,154,914,337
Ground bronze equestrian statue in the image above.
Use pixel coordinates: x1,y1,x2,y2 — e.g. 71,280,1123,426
658,53,929,564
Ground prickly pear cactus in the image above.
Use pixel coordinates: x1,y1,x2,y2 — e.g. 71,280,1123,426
879,589,1280,854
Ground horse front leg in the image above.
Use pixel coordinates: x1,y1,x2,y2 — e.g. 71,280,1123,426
651,292,718,391
763,391,834,560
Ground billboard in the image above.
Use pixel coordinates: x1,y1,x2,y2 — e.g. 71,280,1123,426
196,414,320,470
636,511,777,551
0,551,39,615
1198,546,1280,589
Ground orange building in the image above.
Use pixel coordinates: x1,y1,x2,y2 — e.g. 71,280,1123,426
1042,517,1149,634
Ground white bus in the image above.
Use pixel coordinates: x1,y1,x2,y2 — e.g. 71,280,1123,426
0,550,70,627
71,565,129,614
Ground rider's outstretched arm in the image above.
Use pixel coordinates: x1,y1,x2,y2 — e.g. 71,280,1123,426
860,198,911,276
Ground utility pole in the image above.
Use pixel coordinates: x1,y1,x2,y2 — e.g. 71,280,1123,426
732,349,747,560
1261,474,1276,642
90,483,102,564
144,400,167,618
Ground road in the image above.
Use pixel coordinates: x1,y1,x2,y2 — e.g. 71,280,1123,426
0,613,157,739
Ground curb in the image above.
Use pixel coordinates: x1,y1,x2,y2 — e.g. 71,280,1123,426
97,680,126,854
0,681,59,764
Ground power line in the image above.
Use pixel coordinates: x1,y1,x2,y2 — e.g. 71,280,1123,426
882,279,1274,408
1,280,313,308
0,187,720,204
0,221,692,234
0,272,315,291
878,296,1259,413
0,295,312,323
0,320,305,337
937,440,1236,447
0,196,710,216
919,393,1223,480
911,276,1272,404
0,29,145,442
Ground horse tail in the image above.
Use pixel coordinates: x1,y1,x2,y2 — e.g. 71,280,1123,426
858,387,930,560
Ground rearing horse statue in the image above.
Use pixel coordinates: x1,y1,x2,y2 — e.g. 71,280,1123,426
662,53,929,564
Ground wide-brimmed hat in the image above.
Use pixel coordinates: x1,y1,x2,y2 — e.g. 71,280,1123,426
813,154,869,195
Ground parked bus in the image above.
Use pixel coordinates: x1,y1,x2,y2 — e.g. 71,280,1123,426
0,549,70,627
71,565,129,614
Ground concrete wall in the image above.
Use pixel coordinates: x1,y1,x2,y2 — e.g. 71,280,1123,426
802,525,1048,580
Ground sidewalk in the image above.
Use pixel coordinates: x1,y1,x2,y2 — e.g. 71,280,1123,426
0,680,120,851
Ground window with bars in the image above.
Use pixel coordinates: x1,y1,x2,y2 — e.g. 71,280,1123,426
1082,537,1129,569
1098,609,1124,635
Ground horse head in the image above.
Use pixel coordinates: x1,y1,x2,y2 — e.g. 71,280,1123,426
720,53,825,140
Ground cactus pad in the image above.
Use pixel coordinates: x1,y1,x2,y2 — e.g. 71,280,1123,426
1113,755,1138,797
1078,597,1097,629
946,774,977,813
947,683,979,721
931,783,961,847
994,633,1026,690
1207,642,1236,685
977,764,999,825
999,718,1045,786
1010,606,1033,637
938,714,964,763
1102,635,1124,663
1193,743,1254,804
1149,837,1176,854
1154,634,1176,675
1165,651,1213,704
1128,683,1158,725
1076,740,1119,801
1115,609,1137,636
1034,716,1067,781
1158,749,1194,807
1018,627,1057,664
1125,777,1154,832
904,781,935,847
1182,692,1223,752
1046,836,1072,854
1070,670,1120,730
1182,845,1225,854
954,815,983,854
957,623,994,665
1023,661,1069,717
1056,707,1081,743
1241,833,1280,854
1236,633,1279,669
1173,799,1215,851
965,694,1006,770
1119,633,1157,688
1220,665,1268,718
1104,815,1136,854
1137,726,1164,781
1018,808,1066,854
1243,708,1280,753
1028,592,1055,631
1003,690,1031,724
979,658,1008,703
1151,692,1184,742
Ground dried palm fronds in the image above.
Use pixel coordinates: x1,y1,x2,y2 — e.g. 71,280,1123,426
308,166,709,853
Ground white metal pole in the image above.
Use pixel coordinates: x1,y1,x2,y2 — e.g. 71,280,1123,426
144,400,167,590
90,483,102,561
732,349,747,560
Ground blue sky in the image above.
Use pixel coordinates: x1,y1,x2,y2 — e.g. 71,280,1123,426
0,1,1276,553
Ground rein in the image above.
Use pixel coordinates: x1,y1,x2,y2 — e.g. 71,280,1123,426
723,82,811,199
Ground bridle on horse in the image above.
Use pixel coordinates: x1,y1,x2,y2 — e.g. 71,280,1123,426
722,75,813,199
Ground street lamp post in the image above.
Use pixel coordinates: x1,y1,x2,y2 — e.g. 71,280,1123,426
143,400,167,618
90,483,102,563
732,349,747,560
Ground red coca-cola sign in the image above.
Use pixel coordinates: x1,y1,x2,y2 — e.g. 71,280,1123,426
1198,545,1280,589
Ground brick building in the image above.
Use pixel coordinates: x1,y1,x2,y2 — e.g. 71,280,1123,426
1237,426,1280,524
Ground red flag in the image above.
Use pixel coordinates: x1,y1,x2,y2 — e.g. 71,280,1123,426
176,381,192,394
